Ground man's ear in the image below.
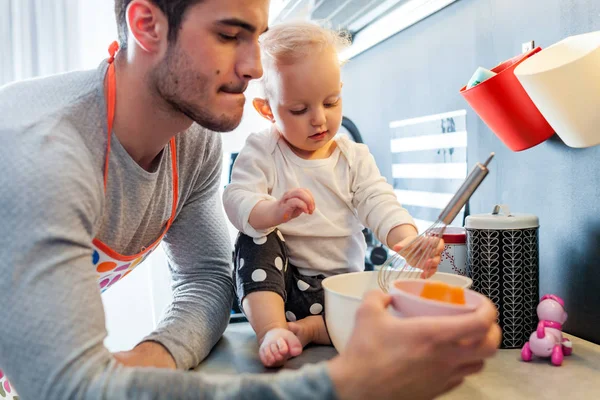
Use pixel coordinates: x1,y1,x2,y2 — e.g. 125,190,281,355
252,98,275,122
126,0,168,53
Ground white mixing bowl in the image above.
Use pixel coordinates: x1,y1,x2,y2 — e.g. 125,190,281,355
322,271,473,353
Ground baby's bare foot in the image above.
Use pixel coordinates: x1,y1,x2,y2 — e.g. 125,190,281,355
259,328,303,367
288,315,331,347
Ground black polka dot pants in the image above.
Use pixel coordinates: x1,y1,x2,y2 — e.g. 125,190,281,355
233,229,326,322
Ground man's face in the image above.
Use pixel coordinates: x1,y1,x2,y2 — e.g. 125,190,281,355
151,0,269,132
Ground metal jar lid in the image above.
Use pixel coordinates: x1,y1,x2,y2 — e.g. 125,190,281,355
465,204,539,230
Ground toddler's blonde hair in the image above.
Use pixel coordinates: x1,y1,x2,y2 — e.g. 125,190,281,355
259,21,351,98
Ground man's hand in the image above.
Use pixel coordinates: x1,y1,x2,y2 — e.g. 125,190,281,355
113,341,176,369
328,290,501,400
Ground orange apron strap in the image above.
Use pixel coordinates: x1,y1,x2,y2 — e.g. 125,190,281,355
103,41,119,191
101,40,179,225
165,137,179,229
93,41,179,265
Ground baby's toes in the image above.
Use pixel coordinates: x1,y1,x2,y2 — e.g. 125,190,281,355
271,342,285,362
260,344,276,366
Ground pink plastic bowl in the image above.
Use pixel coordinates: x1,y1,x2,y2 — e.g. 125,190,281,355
389,279,489,318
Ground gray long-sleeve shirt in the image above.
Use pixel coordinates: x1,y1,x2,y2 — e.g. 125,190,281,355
0,62,335,399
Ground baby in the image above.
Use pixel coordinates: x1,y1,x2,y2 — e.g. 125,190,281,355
223,21,443,367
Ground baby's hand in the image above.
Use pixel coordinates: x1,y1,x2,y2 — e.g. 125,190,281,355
393,235,445,278
276,188,315,224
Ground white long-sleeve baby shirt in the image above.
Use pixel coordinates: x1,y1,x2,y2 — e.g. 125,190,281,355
223,127,416,276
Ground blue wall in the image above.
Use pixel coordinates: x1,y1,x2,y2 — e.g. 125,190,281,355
341,0,600,343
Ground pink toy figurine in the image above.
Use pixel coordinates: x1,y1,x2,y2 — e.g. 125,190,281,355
521,294,573,366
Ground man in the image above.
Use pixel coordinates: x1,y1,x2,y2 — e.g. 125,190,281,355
0,0,501,398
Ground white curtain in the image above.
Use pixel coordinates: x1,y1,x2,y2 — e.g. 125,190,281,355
0,0,82,86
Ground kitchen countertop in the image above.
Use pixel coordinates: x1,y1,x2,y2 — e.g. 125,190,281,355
194,322,600,399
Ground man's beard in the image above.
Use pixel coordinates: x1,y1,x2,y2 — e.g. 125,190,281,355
150,43,246,132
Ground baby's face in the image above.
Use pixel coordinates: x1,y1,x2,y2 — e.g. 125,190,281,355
269,48,343,158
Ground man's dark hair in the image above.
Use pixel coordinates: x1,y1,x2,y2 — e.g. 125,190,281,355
114,0,203,50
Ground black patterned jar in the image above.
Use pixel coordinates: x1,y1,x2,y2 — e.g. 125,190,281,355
465,204,539,349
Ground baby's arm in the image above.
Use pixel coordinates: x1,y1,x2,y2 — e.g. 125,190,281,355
352,145,444,278
350,147,443,276
386,223,419,248
249,187,315,230
223,133,278,237
350,143,417,247
224,133,315,235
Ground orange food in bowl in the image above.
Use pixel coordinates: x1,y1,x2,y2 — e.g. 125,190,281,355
420,281,466,305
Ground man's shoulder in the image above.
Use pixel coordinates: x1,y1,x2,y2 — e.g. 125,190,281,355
0,68,103,136
0,71,103,191
0,68,105,176
2,116,98,175
0,115,103,217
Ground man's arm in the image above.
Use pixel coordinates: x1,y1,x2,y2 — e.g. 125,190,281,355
0,122,337,399
113,341,177,369
142,139,235,369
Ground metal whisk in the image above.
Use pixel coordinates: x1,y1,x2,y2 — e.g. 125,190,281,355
377,153,495,292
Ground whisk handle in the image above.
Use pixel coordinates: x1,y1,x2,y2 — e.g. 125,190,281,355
438,153,494,225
